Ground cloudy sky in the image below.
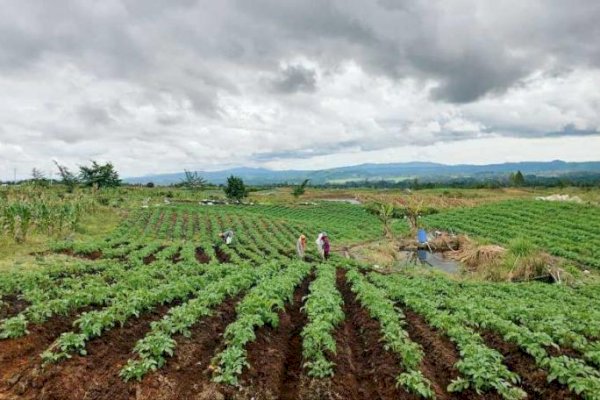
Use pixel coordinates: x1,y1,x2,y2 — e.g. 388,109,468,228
1,0,600,179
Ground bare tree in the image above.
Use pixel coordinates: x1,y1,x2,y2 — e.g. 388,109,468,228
54,161,79,193
181,170,207,193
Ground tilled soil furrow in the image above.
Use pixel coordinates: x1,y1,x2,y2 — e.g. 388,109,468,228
214,247,231,264
481,330,582,400
9,304,175,400
56,249,103,261
403,308,495,400
138,296,241,400
0,311,87,395
0,294,30,320
331,269,418,400
233,277,311,400
142,246,166,265
195,247,211,264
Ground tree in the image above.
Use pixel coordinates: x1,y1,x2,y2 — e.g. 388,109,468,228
375,202,395,238
292,179,310,198
54,161,79,193
31,168,48,188
146,182,155,188
181,170,206,193
223,175,247,202
79,161,121,188
510,170,525,187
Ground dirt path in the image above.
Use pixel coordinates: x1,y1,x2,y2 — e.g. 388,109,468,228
6,304,174,400
233,277,312,400
0,312,81,398
138,297,241,400
403,308,496,400
329,269,418,400
481,331,581,400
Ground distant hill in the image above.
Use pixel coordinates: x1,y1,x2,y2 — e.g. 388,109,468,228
124,160,600,185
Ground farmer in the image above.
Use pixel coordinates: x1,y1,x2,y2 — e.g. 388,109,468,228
315,232,324,259
296,234,307,260
220,229,234,245
316,232,330,260
322,233,331,260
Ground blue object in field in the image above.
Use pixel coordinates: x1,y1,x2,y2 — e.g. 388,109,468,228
417,229,427,244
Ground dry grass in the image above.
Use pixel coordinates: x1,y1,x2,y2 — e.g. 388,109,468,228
449,243,506,271
341,239,401,267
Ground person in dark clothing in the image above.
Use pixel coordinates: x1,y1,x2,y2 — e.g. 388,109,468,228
322,234,330,260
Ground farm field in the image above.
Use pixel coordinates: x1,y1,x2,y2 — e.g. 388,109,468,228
423,200,600,269
1,200,600,400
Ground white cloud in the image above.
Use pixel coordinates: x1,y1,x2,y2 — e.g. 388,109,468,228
0,0,599,179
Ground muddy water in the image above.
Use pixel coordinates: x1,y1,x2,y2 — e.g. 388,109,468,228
398,250,461,274
320,198,362,205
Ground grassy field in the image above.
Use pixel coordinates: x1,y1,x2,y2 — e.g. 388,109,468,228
1,185,600,399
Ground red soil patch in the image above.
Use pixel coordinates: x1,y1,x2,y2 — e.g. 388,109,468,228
142,246,166,265
195,247,211,264
545,343,585,360
232,277,312,400
0,312,84,397
137,297,240,400
0,295,30,320
481,330,581,400
403,308,494,400
330,269,419,400
8,305,174,400
214,247,231,264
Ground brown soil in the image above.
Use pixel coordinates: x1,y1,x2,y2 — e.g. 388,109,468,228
170,251,182,264
214,247,231,264
142,254,157,265
328,269,419,400
56,249,103,261
0,295,30,320
169,211,178,239
195,247,211,264
0,312,84,397
402,308,493,400
481,330,581,400
545,344,584,360
6,305,174,400
181,213,188,238
229,277,312,400
142,246,166,265
135,297,241,400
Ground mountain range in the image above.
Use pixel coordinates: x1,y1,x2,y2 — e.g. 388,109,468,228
124,160,600,185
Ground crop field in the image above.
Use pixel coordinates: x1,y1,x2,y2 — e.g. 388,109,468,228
1,202,600,400
423,200,600,268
